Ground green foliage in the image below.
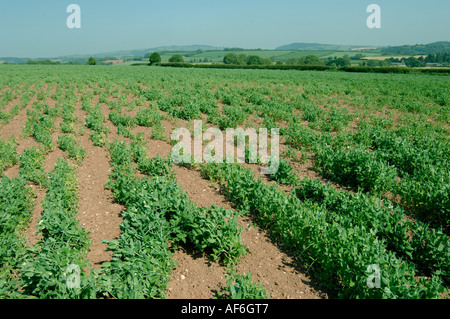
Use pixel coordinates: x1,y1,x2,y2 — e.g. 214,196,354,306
0,138,18,173
319,107,353,132
109,110,135,128
138,154,175,178
98,139,247,298
223,53,241,65
286,55,325,66
1,64,449,299
20,159,95,298
201,163,445,298
217,272,267,299
0,176,34,298
108,140,247,266
151,123,167,141
134,106,163,127
84,103,110,147
19,147,47,185
267,158,299,185
302,103,323,122
315,145,398,194
149,52,161,65
352,122,450,229
87,57,97,65
326,56,351,67
157,62,334,71
58,134,87,163
246,55,264,66
295,178,450,284
168,54,184,63
26,113,55,152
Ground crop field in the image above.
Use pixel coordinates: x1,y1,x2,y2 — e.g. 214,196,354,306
0,64,449,299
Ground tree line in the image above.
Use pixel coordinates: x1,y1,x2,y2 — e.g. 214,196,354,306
381,53,450,67
146,51,450,68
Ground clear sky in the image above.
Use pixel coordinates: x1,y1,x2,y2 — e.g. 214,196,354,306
0,0,449,58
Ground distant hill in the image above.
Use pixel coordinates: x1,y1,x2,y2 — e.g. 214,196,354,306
145,45,223,53
61,45,222,60
275,43,365,51
0,57,31,64
380,41,450,55
0,45,223,64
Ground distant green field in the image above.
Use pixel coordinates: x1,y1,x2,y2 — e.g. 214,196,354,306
155,49,382,63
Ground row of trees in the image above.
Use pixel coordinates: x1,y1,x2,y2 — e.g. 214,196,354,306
147,51,450,67
150,52,273,66
23,57,97,65
149,52,185,65
382,53,450,67
361,59,393,67
189,58,212,63
224,53,352,67
223,53,273,66
425,52,450,64
285,55,353,67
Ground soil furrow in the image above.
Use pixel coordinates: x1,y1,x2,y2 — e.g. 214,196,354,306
75,87,125,271
167,164,327,299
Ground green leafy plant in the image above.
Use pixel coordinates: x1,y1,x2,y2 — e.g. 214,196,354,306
135,106,164,127
217,272,267,299
0,138,18,173
58,134,87,163
18,147,47,185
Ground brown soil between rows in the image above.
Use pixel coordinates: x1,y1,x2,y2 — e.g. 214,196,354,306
167,164,327,299
72,92,124,272
75,133,124,272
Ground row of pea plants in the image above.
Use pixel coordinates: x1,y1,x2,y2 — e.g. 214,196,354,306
293,178,450,287
22,100,58,153
0,176,34,298
95,138,248,298
58,88,87,163
351,121,449,229
0,83,53,173
19,158,96,298
268,143,449,287
200,162,445,298
281,115,449,233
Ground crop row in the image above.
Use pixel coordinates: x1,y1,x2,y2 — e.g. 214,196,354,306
200,162,445,298
280,114,449,232
0,176,34,298
266,146,450,287
94,137,249,298
294,178,450,286
20,159,94,298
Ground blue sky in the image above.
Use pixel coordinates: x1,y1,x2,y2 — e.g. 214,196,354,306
0,0,449,58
